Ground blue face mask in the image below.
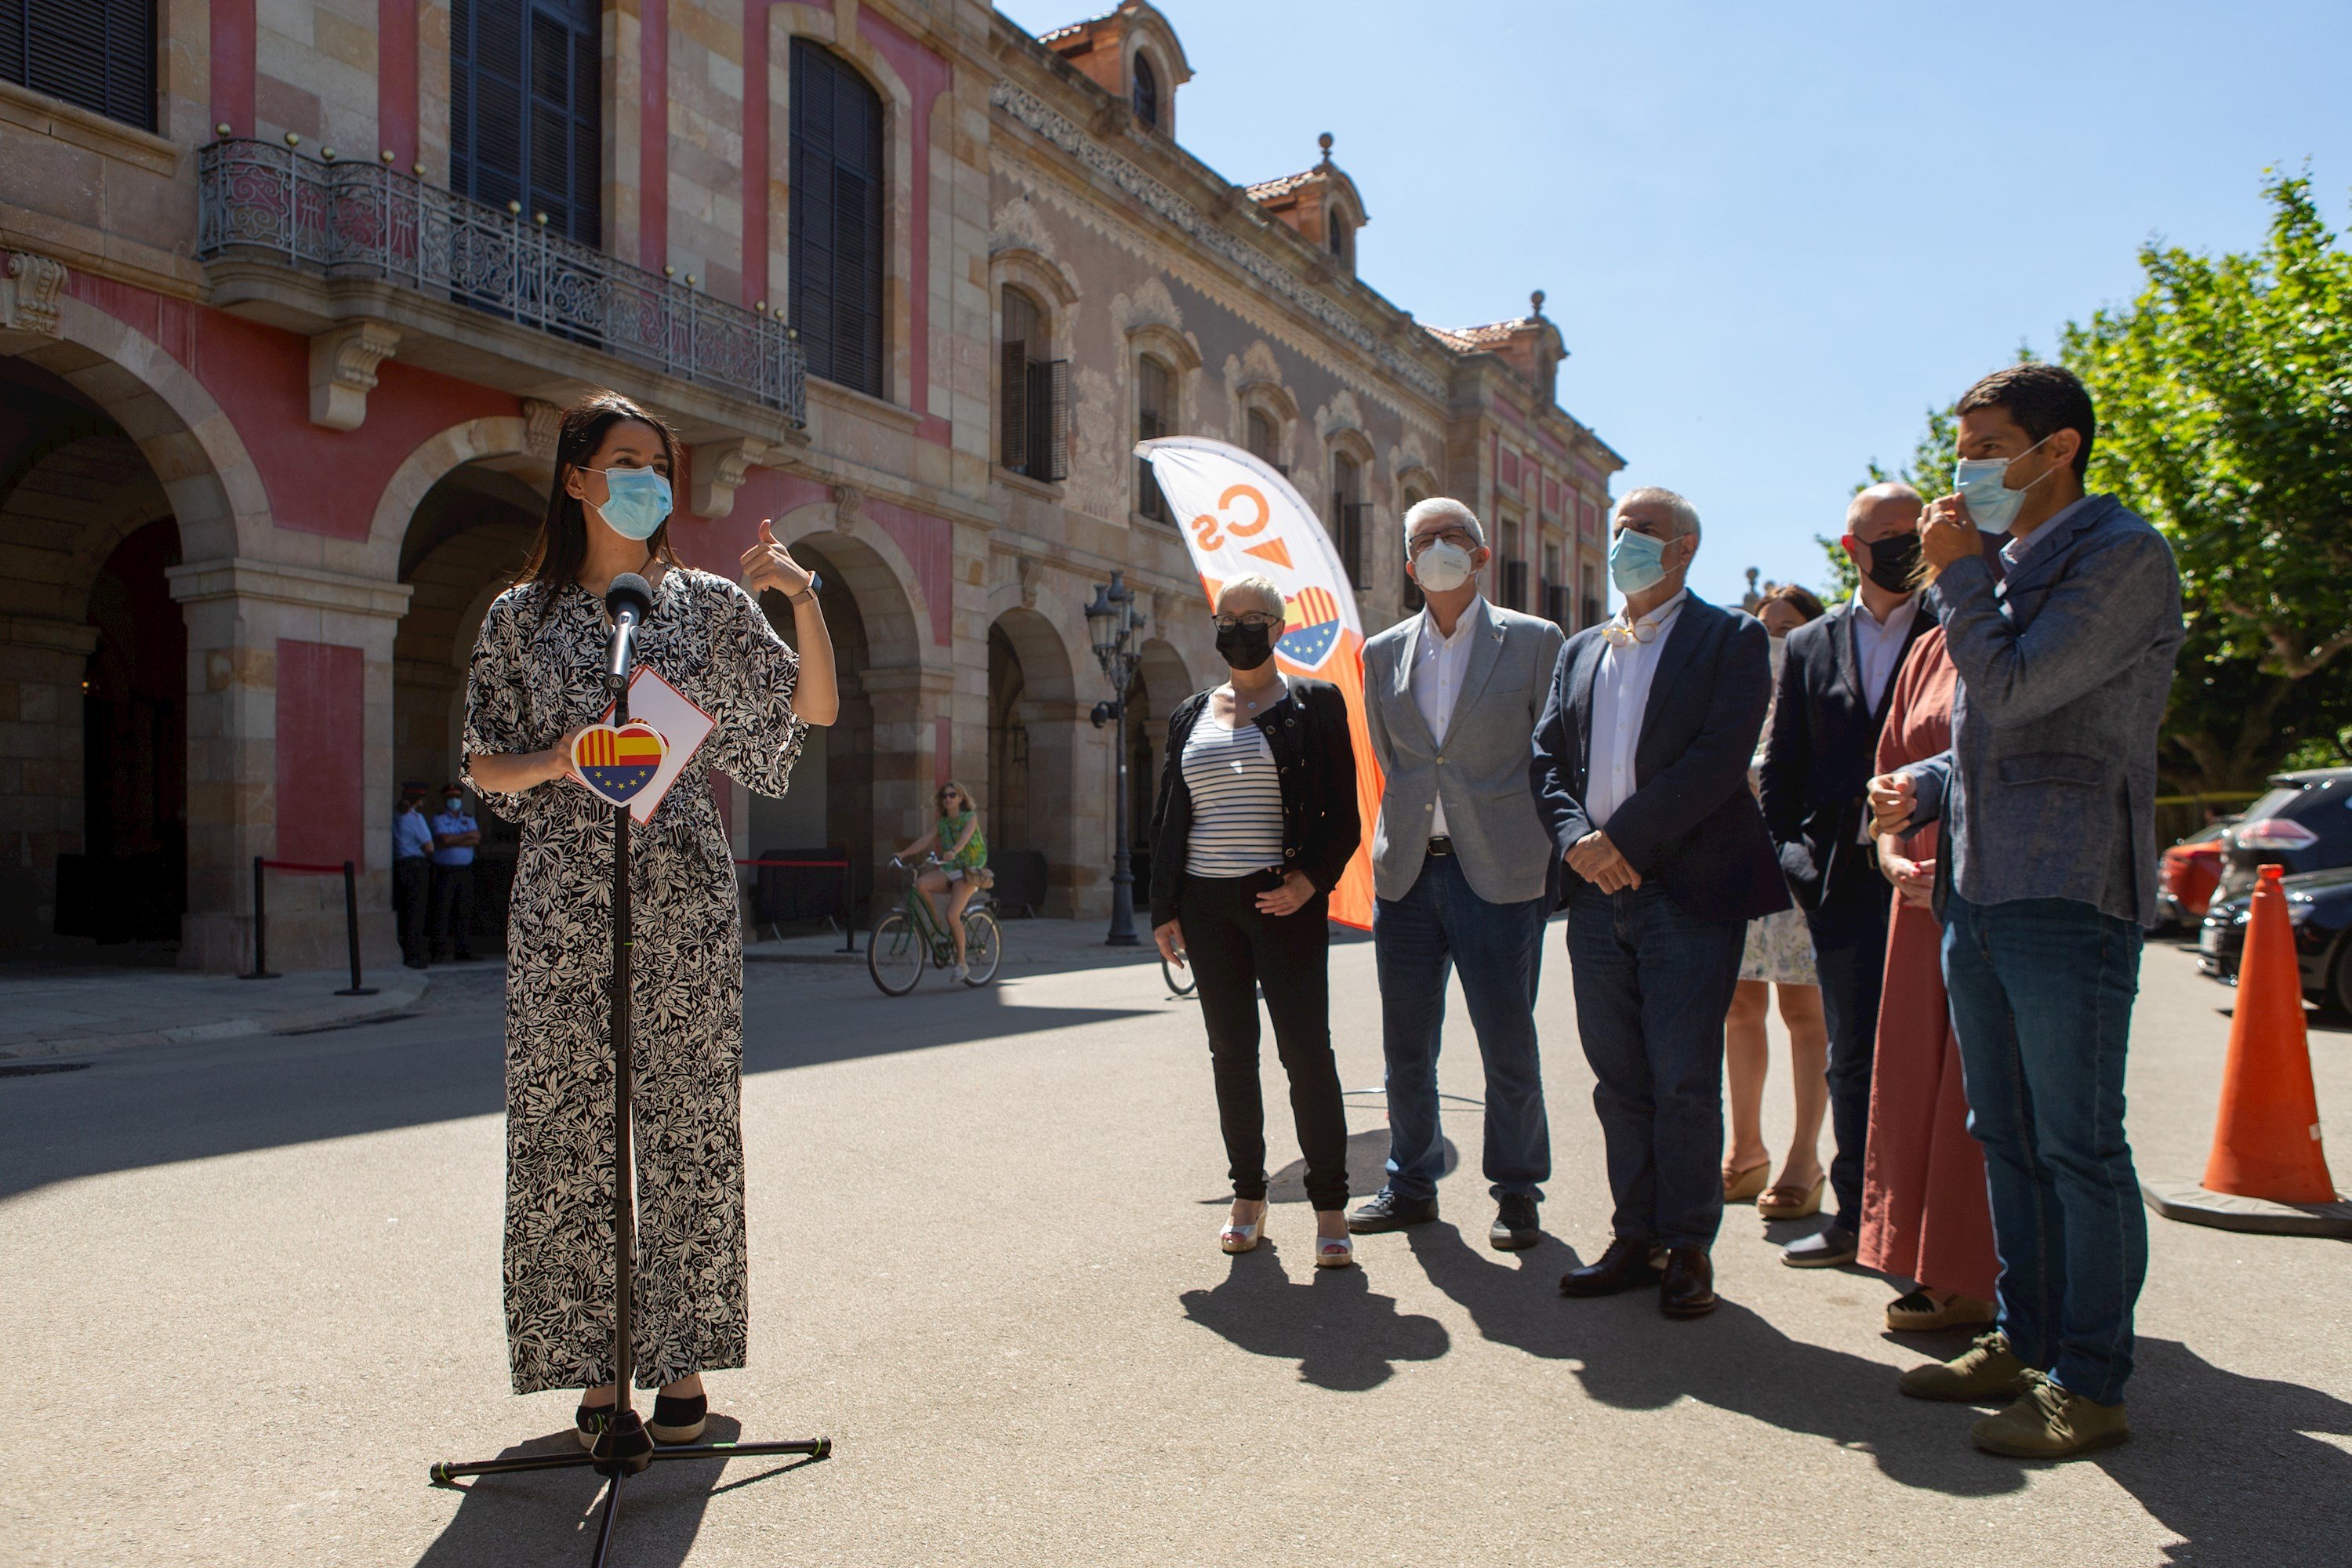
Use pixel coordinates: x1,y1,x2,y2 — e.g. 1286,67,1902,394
1951,434,2054,537
586,466,673,540
1609,526,1673,595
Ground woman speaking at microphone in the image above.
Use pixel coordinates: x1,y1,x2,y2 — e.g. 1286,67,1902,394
461,390,836,1446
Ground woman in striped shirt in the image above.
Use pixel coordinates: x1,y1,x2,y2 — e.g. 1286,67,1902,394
1148,576,1362,1268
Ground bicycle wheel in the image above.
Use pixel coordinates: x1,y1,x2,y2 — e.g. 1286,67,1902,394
867,911,924,996
960,910,1001,985
1161,954,1197,998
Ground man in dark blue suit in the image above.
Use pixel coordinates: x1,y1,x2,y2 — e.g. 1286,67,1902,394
1534,488,1791,1319
1758,483,1933,1267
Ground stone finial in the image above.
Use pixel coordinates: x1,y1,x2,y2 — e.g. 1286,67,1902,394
1316,132,1334,164
1,251,67,337
307,320,401,430
523,398,564,460
690,437,771,520
1530,289,1546,318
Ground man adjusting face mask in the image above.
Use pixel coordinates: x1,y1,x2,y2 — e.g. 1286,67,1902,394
1951,433,2059,536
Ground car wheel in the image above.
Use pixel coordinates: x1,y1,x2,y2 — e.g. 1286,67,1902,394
2333,939,2352,1020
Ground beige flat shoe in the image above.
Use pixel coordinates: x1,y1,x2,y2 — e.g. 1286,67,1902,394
1756,1174,1824,1221
1722,1160,1770,1203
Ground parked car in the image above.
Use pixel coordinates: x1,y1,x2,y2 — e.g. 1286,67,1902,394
2157,818,2236,931
2198,865,2352,1014
2212,767,2352,906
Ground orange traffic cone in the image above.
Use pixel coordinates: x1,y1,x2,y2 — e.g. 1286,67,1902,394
2204,865,2337,1203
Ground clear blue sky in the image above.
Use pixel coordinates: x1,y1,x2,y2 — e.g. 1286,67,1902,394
996,0,2352,608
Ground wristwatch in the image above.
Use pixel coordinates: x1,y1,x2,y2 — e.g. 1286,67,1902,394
789,572,822,605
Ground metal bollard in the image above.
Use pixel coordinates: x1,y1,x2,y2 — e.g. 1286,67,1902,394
241,855,280,979
336,859,379,997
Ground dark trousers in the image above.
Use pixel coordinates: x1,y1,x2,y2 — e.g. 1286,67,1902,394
1178,871,1349,1212
393,858,430,964
1374,851,1551,1203
1566,883,1747,1250
1942,891,2147,1405
1806,875,1894,1235
430,862,475,960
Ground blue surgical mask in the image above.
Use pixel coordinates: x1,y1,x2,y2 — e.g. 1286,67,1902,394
586,466,673,540
1609,526,1671,595
1952,434,2054,537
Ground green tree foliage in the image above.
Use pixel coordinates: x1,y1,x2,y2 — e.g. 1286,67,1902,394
2063,172,2352,790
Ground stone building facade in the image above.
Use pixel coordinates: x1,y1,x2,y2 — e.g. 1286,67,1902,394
0,0,1621,971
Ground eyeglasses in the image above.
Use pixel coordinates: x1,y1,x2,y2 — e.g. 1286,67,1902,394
1600,618,1664,647
1408,528,1479,557
1212,613,1280,631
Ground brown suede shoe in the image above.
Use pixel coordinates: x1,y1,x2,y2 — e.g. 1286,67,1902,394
1898,1330,2033,1403
1972,1375,2129,1459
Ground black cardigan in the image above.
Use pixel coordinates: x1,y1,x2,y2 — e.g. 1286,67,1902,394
1146,676,1361,927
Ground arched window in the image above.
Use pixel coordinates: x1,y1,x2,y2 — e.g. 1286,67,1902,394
1328,213,1350,261
2,0,155,129
1245,408,1278,470
1131,53,1159,131
1136,356,1173,521
1331,452,1365,585
452,0,601,242
789,39,886,398
1000,288,1067,481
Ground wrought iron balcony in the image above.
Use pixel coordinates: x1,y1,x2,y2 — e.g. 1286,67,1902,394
196,139,804,423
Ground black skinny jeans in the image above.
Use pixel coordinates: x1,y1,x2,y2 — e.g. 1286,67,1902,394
1178,871,1349,1212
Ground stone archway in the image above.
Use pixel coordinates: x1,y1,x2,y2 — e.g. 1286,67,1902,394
987,605,1081,916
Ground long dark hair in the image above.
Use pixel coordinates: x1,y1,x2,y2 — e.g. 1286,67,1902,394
515,390,684,619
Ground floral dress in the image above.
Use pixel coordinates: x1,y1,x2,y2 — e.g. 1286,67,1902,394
463,567,808,1395
937,809,987,873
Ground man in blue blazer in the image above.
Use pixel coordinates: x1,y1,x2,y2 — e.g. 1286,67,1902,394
1534,488,1791,1318
1759,482,1933,1267
1872,363,2183,1460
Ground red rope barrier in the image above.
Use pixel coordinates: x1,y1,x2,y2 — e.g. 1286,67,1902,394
258,858,351,875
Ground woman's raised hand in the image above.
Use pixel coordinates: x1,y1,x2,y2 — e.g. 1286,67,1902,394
741,519,815,600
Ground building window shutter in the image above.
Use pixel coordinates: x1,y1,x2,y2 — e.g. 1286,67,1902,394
2,0,155,130
452,0,598,244
1029,358,1069,482
1137,357,1171,520
1000,336,1029,471
790,39,887,400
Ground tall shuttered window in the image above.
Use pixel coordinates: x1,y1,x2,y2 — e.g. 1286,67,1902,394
1131,53,1158,131
450,0,601,245
1136,356,1172,522
1,0,155,131
790,39,887,400
999,289,1067,482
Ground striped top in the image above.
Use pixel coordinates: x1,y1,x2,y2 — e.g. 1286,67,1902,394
1181,691,1288,877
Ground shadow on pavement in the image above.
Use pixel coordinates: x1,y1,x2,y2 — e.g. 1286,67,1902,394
1252,1127,1457,1207
2099,1338,2352,1566
416,1415,821,1568
1178,1246,1450,1391
1401,1221,2027,1497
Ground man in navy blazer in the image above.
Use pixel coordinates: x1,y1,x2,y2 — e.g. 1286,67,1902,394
1534,488,1791,1319
1758,482,1933,1268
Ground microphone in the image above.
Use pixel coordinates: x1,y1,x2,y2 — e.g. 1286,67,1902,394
604,572,653,692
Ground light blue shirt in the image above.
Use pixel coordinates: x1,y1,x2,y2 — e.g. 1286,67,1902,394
430,807,478,867
393,807,434,862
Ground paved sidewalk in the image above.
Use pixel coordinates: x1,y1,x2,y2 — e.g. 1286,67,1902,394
0,963,431,1061
745,913,1198,969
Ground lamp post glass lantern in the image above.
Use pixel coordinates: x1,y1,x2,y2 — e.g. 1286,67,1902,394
1085,572,1144,946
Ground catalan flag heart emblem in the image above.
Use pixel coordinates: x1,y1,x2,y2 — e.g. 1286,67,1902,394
574,720,669,808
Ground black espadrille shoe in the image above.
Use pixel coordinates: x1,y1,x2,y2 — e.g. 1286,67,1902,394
648,1393,708,1444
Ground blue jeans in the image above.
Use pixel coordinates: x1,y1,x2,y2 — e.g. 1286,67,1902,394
1941,891,2147,1406
1374,853,1551,1203
1566,883,1747,1250
1806,878,1893,1236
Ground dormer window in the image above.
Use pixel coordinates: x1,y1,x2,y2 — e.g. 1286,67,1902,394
1132,53,1159,131
1328,212,1351,267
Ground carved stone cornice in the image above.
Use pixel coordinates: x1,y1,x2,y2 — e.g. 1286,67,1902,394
523,398,563,460
987,82,1450,403
1,250,67,337
307,320,401,430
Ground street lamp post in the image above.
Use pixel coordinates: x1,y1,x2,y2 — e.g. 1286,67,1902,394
1084,571,1144,947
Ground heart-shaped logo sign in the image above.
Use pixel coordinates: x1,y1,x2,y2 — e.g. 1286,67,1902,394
573,720,670,807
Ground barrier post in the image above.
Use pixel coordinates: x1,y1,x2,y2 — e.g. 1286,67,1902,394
840,857,856,954
336,858,379,997
241,855,279,979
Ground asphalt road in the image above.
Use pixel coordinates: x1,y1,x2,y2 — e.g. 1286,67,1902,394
5,927,2348,1566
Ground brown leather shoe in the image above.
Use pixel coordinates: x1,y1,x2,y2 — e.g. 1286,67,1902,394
1559,1236,1663,1298
1659,1247,1718,1318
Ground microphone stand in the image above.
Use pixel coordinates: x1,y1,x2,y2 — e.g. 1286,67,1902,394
432,579,829,1566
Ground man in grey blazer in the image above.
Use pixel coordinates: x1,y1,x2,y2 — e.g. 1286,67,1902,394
1346,498,1566,1250
1871,363,2184,1461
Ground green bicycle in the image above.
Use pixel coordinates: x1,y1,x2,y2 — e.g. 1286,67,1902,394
867,857,1002,996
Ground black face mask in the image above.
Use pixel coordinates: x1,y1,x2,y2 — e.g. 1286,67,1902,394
1862,532,1922,593
1214,621,1276,671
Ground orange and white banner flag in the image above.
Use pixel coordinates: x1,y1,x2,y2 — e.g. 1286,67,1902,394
1137,436,1384,930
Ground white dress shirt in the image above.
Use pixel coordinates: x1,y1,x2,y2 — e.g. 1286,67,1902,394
1585,590,1687,832
1411,597,1485,838
1852,593,1922,717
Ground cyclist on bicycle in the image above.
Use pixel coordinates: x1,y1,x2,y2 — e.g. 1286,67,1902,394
894,780,989,979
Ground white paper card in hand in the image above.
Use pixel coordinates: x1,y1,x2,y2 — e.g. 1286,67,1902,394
594,666,716,825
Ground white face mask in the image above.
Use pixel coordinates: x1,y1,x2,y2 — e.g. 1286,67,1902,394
1411,539,1476,594
1953,433,2056,536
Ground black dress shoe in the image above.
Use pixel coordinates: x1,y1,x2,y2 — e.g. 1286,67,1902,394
1659,1247,1718,1318
1347,1190,1439,1233
1559,1236,1663,1297
1490,1194,1541,1251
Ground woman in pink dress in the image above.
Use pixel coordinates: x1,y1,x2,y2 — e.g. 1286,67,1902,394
1857,622,1998,1332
